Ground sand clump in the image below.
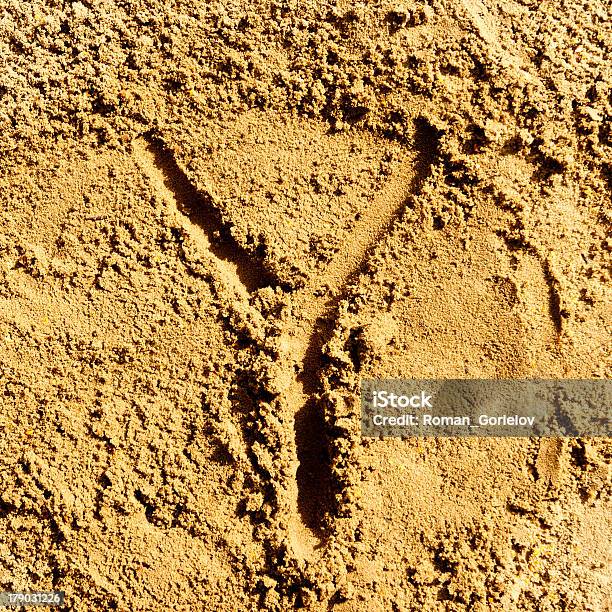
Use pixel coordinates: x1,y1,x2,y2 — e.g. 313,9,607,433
1,0,611,610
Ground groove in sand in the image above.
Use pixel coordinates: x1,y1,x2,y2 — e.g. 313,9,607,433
132,124,437,560
132,136,273,297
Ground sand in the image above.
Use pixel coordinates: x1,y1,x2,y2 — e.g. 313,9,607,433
0,0,610,610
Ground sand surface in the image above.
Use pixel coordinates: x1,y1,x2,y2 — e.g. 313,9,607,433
1,0,611,610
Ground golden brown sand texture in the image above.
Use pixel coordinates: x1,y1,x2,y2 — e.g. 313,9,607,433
1,0,610,610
